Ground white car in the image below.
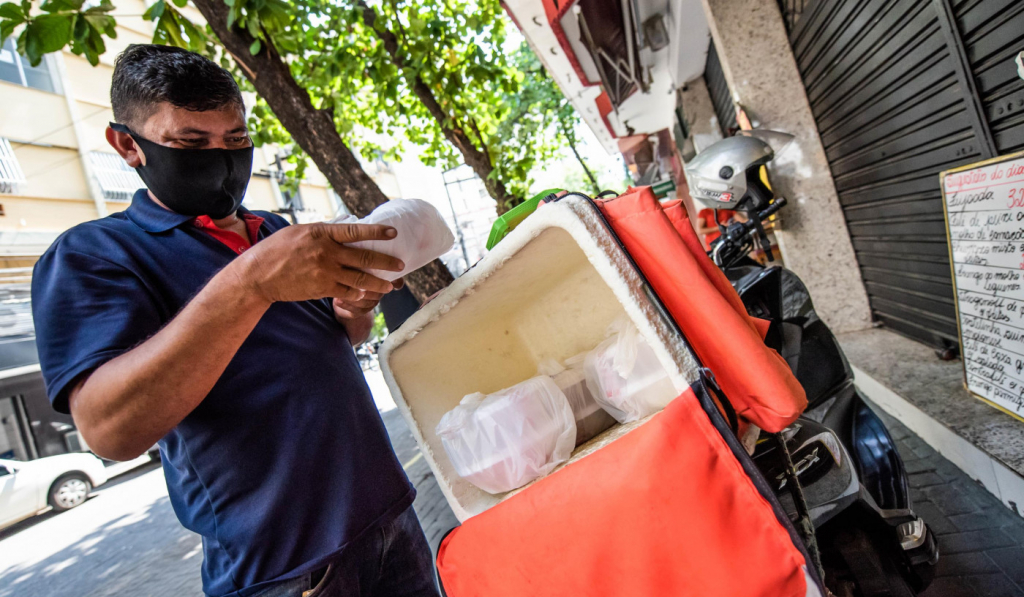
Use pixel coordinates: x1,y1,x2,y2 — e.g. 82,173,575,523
0,453,109,529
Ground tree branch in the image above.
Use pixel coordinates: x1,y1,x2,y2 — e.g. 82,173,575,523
358,0,519,212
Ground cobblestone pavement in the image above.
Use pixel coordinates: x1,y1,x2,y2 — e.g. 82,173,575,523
0,460,204,597
869,403,1024,597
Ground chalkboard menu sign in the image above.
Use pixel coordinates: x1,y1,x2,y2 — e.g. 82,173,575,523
943,151,1024,423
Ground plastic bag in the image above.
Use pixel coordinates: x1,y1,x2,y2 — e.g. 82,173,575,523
331,199,455,281
539,358,617,445
552,367,617,445
436,376,577,495
584,317,678,423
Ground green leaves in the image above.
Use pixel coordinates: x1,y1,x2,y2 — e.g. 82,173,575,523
144,0,205,52
39,0,85,11
221,0,293,58
487,41,584,200
0,0,577,209
0,3,23,47
28,14,72,52
276,0,535,202
0,0,117,66
142,0,163,20
0,2,24,21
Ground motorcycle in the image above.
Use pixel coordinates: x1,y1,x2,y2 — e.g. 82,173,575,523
688,132,939,596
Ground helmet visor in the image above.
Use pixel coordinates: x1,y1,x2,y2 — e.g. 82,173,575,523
736,129,795,156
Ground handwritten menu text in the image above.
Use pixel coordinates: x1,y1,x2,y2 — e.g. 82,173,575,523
945,155,1024,417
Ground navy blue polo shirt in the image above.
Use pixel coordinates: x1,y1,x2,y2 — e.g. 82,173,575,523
31,189,415,596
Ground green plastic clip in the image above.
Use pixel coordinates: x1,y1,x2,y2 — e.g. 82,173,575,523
485,188,563,251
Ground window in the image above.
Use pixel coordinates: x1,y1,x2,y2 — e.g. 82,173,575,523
89,151,144,201
0,138,26,195
0,396,31,461
0,38,61,94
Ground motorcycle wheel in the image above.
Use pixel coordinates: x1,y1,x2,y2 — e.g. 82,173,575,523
819,519,916,597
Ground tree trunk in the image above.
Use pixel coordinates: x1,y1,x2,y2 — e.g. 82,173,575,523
191,0,453,302
562,120,599,194
359,3,521,214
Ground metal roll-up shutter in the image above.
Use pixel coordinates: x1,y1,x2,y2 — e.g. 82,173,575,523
786,0,1004,349
704,43,738,136
953,0,1024,154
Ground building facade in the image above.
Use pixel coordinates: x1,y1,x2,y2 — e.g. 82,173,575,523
505,0,1024,517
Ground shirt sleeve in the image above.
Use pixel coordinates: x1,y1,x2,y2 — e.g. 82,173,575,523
32,243,163,414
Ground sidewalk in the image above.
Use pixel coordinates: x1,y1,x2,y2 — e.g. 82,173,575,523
870,403,1024,597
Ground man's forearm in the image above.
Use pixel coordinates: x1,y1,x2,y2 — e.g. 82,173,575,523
70,261,270,460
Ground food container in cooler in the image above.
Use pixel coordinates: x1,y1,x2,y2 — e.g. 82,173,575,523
435,375,577,495
583,317,680,424
379,195,702,521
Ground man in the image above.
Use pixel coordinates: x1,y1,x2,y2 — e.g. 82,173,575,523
31,45,439,597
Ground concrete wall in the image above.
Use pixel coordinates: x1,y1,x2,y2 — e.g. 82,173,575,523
678,76,723,155
8,145,90,202
699,0,873,333
0,83,77,148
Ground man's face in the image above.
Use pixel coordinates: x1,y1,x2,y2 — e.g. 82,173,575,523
107,102,250,167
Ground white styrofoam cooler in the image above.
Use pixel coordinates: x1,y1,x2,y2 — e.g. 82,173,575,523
379,196,702,521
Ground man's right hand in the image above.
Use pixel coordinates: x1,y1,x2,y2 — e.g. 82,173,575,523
234,222,404,304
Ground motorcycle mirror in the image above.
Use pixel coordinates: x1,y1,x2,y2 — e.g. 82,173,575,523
736,129,796,156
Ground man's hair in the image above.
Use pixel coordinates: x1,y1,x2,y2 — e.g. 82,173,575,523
111,44,244,131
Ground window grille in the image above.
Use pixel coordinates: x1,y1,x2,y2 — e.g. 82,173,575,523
0,138,26,195
89,151,144,201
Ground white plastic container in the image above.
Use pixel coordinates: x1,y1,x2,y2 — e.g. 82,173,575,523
436,376,577,495
380,195,698,521
583,318,679,424
331,198,455,281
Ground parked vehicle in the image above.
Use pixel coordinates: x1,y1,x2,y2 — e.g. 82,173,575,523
687,131,939,596
0,453,108,529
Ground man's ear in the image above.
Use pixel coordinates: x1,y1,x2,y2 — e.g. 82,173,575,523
106,125,145,167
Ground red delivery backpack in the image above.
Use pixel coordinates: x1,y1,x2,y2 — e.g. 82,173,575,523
435,187,820,597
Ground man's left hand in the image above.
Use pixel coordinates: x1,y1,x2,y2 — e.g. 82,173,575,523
332,278,404,321
333,279,404,346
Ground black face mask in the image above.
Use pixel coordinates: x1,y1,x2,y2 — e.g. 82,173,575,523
110,122,254,219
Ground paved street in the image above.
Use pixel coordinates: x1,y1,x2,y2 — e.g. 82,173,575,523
1,389,1022,596
0,458,204,597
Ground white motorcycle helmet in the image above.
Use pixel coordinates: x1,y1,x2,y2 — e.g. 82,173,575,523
685,130,794,211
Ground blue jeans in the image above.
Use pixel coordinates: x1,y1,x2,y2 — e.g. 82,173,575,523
249,506,440,597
